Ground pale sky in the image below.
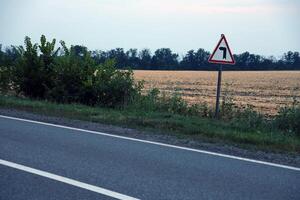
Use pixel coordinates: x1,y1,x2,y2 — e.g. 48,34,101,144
0,0,299,57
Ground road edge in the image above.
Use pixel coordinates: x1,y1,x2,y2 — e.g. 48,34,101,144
1,111,299,171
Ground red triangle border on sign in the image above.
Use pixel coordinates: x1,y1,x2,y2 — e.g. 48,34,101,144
208,34,235,65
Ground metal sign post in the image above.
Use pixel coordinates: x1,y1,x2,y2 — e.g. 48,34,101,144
215,64,222,118
208,34,235,119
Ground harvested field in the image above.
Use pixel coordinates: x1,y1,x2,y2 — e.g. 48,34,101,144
134,70,300,115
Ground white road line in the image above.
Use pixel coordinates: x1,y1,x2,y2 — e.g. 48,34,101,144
0,159,139,200
1,114,300,172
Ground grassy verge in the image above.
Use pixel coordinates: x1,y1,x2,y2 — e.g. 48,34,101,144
0,95,299,153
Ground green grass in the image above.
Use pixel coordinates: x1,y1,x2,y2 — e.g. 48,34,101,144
0,95,299,153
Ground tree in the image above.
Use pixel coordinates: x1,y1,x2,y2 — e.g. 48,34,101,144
126,48,139,69
260,56,276,70
39,35,60,66
292,52,300,68
71,45,88,57
282,51,300,69
0,44,2,65
138,49,152,69
92,50,107,65
180,48,210,70
194,48,210,69
107,48,127,68
152,48,178,69
181,50,195,69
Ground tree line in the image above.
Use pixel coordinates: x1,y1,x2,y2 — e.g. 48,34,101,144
93,48,300,70
1,40,299,71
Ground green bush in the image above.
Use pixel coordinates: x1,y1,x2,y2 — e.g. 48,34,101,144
132,89,213,117
274,105,300,136
161,93,189,114
47,41,96,103
0,65,12,93
187,103,212,117
1,35,142,108
219,83,238,120
230,105,268,132
48,42,141,107
86,59,141,106
144,88,160,110
12,36,59,98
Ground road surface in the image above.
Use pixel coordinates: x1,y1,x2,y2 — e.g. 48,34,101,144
0,115,299,200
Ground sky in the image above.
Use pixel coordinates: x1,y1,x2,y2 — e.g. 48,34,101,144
0,0,299,57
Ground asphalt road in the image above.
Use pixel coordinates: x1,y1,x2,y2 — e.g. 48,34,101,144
0,115,299,200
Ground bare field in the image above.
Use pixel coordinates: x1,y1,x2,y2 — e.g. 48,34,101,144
134,70,300,115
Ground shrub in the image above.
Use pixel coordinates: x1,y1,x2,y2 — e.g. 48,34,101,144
5,36,141,108
219,83,238,120
162,93,189,114
131,89,214,117
187,103,212,118
231,105,268,131
47,41,96,103
12,36,59,98
0,65,12,93
274,105,300,136
89,59,141,107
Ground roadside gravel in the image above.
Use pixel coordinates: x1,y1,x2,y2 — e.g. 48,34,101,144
0,108,299,167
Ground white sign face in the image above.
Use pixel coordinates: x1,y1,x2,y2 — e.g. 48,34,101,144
208,34,235,65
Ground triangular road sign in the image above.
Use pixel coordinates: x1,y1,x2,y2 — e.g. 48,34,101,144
208,34,235,65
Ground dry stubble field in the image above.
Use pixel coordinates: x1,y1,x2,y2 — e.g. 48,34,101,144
134,70,300,115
